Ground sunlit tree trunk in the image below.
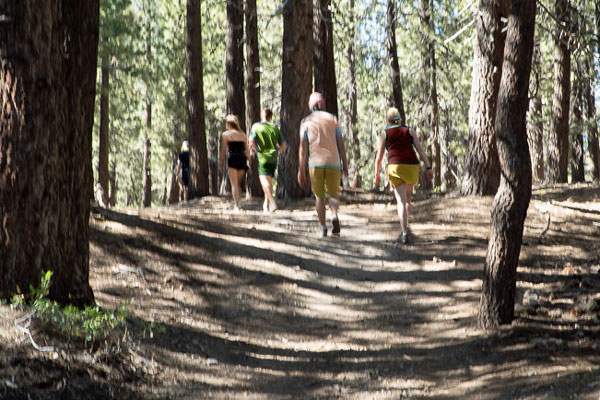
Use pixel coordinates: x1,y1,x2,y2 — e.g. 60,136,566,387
527,39,544,182
548,0,570,183
386,0,406,124
245,0,262,198
479,0,535,329
109,160,117,207
142,19,152,208
345,0,361,187
187,0,209,197
0,1,98,306
585,54,600,182
314,0,338,116
277,0,313,199
461,0,508,195
98,50,110,207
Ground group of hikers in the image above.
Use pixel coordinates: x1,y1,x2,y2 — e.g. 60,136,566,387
176,92,432,243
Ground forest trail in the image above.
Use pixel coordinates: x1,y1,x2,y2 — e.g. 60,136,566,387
2,184,600,399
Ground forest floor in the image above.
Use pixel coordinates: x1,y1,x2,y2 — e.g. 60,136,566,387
1,183,600,399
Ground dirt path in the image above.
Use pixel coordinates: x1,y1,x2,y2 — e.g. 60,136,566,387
1,184,600,399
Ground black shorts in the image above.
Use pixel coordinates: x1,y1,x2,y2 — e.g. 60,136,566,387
228,154,248,171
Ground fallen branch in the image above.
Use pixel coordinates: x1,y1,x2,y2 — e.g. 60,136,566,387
14,312,56,353
540,211,551,238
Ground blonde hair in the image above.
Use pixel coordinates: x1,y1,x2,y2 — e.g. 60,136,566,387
225,114,242,132
386,107,401,125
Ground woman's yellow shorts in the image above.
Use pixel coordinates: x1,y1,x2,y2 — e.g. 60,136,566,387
309,168,341,199
387,164,420,187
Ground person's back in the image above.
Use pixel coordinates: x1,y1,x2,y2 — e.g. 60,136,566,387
385,125,419,165
300,110,341,169
251,121,282,165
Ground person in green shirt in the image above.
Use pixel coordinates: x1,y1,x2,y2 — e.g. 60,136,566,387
250,108,287,212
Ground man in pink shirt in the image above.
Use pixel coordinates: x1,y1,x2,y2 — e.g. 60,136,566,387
298,92,349,237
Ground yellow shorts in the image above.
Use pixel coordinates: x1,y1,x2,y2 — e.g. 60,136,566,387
309,168,341,199
387,164,420,187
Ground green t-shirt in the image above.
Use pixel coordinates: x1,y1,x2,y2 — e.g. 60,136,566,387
250,121,284,165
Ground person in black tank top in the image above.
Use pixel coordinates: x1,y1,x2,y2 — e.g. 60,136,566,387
219,115,250,211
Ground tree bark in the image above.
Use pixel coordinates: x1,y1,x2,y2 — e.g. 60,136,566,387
277,0,313,199
187,0,209,198
571,60,585,183
345,0,361,187
0,1,98,306
98,50,110,207
547,0,570,183
226,0,246,131
461,0,509,196
313,0,338,117
585,55,600,182
245,0,262,198
527,39,544,182
386,0,406,124
478,0,535,329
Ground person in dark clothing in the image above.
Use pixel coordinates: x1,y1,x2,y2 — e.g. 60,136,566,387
373,107,432,244
176,140,190,201
219,115,250,211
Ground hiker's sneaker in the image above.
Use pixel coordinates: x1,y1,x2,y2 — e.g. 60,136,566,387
318,226,328,238
269,200,278,213
400,232,409,244
331,217,340,235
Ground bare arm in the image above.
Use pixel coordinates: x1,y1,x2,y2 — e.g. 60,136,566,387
297,139,308,188
218,132,228,170
374,133,386,187
411,132,433,180
336,134,349,176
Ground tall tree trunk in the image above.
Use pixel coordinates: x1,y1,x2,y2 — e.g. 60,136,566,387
277,0,313,199
142,19,152,208
208,124,220,195
527,39,544,182
478,0,535,329
386,0,406,124
98,50,110,207
142,105,152,207
585,55,600,182
245,0,262,198
0,1,98,306
313,0,338,117
571,60,585,183
169,85,183,204
418,0,438,190
187,0,209,197
345,0,361,187
226,0,246,130
547,0,570,183
461,0,509,196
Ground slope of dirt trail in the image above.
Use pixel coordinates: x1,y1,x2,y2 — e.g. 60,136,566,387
0,183,599,399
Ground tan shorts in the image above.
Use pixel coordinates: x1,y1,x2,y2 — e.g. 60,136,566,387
387,164,420,187
309,168,341,199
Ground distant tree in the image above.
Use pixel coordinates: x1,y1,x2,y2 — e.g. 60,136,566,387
418,0,440,189
0,1,99,306
527,38,544,182
571,51,585,183
386,0,405,124
277,0,313,199
313,0,339,117
245,0,263,198
187,0,209,197
142,18,153,208
547,0,570,183
584,54,600,182
98,50,111,207
478,0,536,329
226,0,246,130
344,0,361,187
461,0,509,195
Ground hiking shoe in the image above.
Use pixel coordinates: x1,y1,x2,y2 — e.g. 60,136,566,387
400,232,409,244
331,217,340,235
269,201,278,213
318,226,328,238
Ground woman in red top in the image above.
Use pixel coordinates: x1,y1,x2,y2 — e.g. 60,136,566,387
374,107,433,243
